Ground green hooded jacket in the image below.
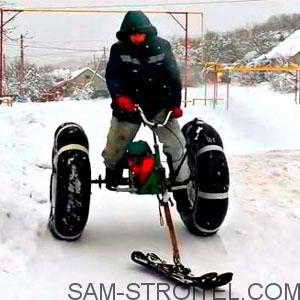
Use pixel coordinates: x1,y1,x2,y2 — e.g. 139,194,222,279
105,11,182,123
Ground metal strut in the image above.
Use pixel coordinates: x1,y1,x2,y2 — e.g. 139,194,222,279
162,201,182,266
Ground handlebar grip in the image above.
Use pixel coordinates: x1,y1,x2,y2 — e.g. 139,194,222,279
136,105,172,127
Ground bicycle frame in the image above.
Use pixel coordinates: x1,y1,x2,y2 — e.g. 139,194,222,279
92,106,175,195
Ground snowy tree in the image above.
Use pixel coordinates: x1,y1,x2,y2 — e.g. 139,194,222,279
51,68,72,83
267,73,295,93
71,86,95,100
170,12,300,87
171,37,204,86
264,14,300,32
5,61,54,100
247,26,278,56
201,31,223,63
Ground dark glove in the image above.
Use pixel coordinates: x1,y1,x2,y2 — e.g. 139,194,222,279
170,107,183,118
114,96,136,113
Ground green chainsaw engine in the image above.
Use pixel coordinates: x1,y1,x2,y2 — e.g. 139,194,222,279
127,141,162,194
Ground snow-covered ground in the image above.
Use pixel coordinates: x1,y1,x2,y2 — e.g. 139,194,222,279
0,84,299,300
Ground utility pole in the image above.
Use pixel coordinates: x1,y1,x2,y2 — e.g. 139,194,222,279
103,46,107,61
0,9,3,97
93,54,97,70
184,13,188,107
20,34,24,96
0,9,22,96
99,46,108,76
3,53,6,95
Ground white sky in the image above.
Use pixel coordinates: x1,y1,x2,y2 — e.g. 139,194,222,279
4,0,300,65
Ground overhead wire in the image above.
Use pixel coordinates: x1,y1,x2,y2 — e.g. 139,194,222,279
6,43,104,52
6,38,108,53
3,0,277,63
6,53,100,58
16,0,276,9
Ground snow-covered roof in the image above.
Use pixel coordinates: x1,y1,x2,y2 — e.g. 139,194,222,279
51,67,106,89
266,29,300,59
255,29,300,63
70,67,105,81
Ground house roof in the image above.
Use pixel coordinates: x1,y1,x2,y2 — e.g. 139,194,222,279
265,30,300,59
70,67,106,82
51,67,106,91
253,30,300,64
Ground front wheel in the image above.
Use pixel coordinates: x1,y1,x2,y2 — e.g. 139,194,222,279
174,119,229,236
174,165,229,237
48,122,91,241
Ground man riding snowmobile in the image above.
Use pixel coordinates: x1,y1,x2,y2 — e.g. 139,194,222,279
102,10,191,213
49,11,230,242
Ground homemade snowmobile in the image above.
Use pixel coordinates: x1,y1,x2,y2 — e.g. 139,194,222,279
48,105,232,289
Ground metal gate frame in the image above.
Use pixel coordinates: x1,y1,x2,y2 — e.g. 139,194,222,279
0,7,204,102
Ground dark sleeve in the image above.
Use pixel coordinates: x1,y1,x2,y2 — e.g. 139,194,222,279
105,43,140,122
105,43,127,100
164,41,182,108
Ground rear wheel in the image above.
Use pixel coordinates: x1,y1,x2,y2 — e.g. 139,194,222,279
49,149,91,241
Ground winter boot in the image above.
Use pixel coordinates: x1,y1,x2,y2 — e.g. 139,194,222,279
105,167,123,190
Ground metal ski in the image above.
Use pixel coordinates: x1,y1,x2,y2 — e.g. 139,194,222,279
131,200,233,290
131,251,233,289
128,106,233,290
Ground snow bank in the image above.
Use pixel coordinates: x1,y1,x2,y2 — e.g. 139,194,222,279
186,84,300,154
0,85,299,299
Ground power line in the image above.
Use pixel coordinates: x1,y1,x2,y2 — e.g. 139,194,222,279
6,43,105,53
34,39,106,44
6,53,100,58
24,0,275,9
6,36,104,44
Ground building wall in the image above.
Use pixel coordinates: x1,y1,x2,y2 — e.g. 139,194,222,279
293,53,300,65
289,52,300,65
91,76,107,90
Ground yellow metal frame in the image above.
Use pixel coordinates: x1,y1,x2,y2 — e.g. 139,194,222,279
1,7,204,100
204,63,300,73
200,63,300,109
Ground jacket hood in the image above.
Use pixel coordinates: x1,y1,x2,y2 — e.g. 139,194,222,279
116,11,157,42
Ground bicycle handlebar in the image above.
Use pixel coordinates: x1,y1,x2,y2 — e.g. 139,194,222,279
136,105,173,127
